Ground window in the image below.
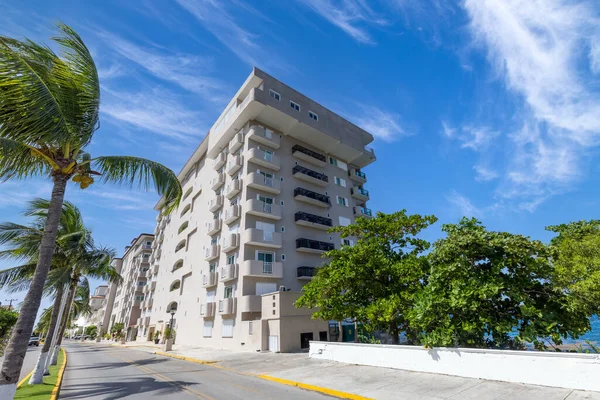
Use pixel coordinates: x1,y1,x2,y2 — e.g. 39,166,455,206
281,227,285,232
249,321,253,335
334,177,346,187
203,321,213,337
257,251,274,273
308,111,318,121
281,254,286,261
206,290,216,302
342,239,353,247
337,196,348,207
227,254,236,265
329,157,338,166
209,262,217,272
222,319,234,338
339,216,351,227
224,285,234,298
256,282,277,296
280,200,284,206
290,100,300,111
269,89,280,101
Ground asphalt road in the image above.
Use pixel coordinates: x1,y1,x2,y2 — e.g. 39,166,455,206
60,342,330,400
0,344,41,383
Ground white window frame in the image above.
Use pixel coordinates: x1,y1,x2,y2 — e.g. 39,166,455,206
222,319,234,338
269,89,280,101
308,110,318,121
329,157,338,166
334,176,346,187
203,320,213,337
290,100,300,112
336,196,348,207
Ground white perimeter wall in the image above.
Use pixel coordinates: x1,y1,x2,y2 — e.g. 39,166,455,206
309,341,600,392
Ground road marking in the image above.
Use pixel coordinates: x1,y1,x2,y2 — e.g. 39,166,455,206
16,370,33,389
112,353,215,400
50,348,67,400
258,374,373,400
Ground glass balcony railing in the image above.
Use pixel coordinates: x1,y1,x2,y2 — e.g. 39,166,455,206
293,187,330,204
297,266,317,278
294,211,332,227
292,144,326,163
357,207,372,216
353,187,369,197
296,238,334,252
353,170,366,179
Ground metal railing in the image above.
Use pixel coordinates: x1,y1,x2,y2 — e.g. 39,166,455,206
352,169,367,179
296,238,335,252
357,207,372,216
293,187,330,204
297,266,316,278
262,261,273,274
295,211,332,227
292,165,328,183
353,187,369,196
292,144,326,163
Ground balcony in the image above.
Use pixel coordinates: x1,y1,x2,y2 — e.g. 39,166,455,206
247,147,280,171
224,205,241,224
296,238,334,254
208,219,222,235
222,233,240,253
240,295,261,313
218,297,236,315
245,199,281,220
220,264,238,282
145,298,153,309
243,229,282,248
229,132,244,153
214,152,227,170
151,281,156,291
247,172,281,194
211,173,225,190
293,187,330,208
349,168,367,184
295,211,332,230
292,144,326,167
205,245,220,261
225,179,242,199
202,271,218,288
200,302,216,318
209,195,224,212
354,206,373,218
292,165,328,187
297,266,317,280
351,187,370,202
240,260,283,278
227,154,242,176
153,264,159,274
247,125,280,149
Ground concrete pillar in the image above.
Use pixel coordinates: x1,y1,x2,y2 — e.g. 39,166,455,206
164,339,173,352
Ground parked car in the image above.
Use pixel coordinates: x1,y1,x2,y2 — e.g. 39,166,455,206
28,336,40,346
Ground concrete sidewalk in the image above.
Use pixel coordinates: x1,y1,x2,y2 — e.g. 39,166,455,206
103,340,600,400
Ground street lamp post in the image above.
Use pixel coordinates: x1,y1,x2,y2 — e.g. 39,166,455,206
164,309,175,352
169,311,175,339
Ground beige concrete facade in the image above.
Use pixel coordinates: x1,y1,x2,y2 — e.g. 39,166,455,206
123,68,375,352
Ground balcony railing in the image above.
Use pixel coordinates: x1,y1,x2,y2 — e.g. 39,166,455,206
355,187,369,197
297,266,317,279
293,187,330,205
294,211,332,227
354,206,372,217
296,238,335,252
292,165,328,184
292,144,326,163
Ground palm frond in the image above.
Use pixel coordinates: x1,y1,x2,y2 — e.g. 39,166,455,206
0,263,37,291
92,156,182,213
0,138,50,179
0,222,41,246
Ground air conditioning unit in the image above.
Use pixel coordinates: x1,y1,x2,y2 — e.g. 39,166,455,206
279,286,287,292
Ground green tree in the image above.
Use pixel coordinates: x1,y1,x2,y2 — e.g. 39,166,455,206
111,322,125,339
0,24,181,394
0,309,18,356
84,325,97,339
546,220,600,317
296,211,436,344
410,218,589,350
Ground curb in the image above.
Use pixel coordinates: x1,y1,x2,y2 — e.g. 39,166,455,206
150,350,370,400
16,370,33,389
49,348,67,400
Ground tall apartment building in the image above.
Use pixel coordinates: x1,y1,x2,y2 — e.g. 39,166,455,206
136,68,375,352
86,285,108,329
106,234,154,340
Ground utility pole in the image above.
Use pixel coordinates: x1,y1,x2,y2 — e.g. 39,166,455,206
5,298,18,310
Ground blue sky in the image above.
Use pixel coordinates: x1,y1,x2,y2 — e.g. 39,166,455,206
1,0,600,311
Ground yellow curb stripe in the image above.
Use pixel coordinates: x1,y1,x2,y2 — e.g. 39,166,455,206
258,374,373,400
16,370,33,389
148,349,370,400
49,348,67,400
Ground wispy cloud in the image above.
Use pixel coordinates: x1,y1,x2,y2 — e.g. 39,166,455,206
473,164,498,182
174,0,285,69
442,121,499,151
96,30,228,102
77,189,158,211
97,63,126,80
446,190,501,218
101,86,207,143
297,0,386,44
462,0,600,209
351,105,407,142
0,180,53,211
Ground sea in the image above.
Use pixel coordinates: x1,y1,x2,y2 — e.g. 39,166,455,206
563,315,600,345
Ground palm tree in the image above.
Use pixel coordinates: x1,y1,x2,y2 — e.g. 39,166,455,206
0,199,119,383
0,24,181,396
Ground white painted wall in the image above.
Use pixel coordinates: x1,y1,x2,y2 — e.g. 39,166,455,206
309,341,600,392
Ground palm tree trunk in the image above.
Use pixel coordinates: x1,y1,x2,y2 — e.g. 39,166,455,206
55,279,76,348
29,285,64,384
0,175,68,399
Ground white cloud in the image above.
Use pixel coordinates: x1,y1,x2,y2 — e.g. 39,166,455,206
96,31,228,102
460,0,600,210
441,121,456,138
590,39,600,74
473,165,498,182
442,122,499,151
351,105,406,142
101,86,207,143
97,63,126,80
446,190,501,218
0,180,53,211
297,0,386,44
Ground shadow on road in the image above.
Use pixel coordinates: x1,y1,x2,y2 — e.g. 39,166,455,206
69,357,168,371
60,376,198,400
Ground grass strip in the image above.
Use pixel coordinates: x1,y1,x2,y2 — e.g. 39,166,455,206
14,349,65,400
